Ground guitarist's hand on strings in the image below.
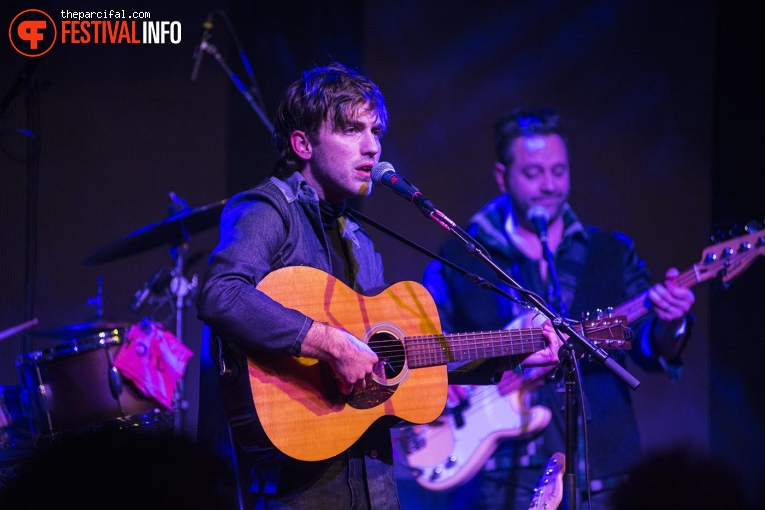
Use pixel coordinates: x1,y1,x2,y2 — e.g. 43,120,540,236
495,314,564,394
648,267,695,323
300,321,380,396
647,267,695,361
516,321,565,367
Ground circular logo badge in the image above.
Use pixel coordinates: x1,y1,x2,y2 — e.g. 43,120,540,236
9,9,57,57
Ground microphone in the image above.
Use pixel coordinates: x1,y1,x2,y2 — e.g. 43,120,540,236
371,162,432,209
190,13,214,82
526,205,550,245
130,268,170,312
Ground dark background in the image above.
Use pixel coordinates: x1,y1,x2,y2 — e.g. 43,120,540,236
1,0,763,505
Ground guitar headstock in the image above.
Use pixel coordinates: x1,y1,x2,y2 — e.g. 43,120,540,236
581,312,632,350
700,222,765,286
528,452,565,510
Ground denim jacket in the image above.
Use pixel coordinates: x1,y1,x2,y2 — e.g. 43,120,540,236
197,171,385,357
197,173,399,508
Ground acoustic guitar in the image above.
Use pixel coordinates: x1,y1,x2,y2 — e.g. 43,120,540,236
248,266,631,462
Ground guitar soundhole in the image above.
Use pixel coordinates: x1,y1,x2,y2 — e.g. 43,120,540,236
368,331,406,380
345,330,406,410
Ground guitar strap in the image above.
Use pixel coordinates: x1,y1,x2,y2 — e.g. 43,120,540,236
564,228,628,320
543,241,567,316
212,331,274,452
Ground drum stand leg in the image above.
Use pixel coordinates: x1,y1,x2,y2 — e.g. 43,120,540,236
169,241,195,437
31,363,54,447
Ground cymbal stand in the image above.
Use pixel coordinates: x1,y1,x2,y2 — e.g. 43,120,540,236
166,204,199,437
86,275,105,319
169,242,189,434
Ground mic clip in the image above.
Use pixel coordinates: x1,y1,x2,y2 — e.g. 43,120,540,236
130,267,172,312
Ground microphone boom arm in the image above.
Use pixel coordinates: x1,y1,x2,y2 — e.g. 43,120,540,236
196,40,273,134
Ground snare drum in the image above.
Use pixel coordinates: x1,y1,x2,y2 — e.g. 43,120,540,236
16,330,161,437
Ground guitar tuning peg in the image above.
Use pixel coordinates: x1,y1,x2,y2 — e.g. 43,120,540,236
710,229,726,244
594,308,604,319
605,307,614,317
745,220,763,233
714,272,731,291
738,239,753,253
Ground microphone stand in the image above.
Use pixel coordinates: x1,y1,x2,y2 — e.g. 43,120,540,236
412,199,640,510
558,342,579,510
196,39,273,134
539,235,583,509
542,239,567,317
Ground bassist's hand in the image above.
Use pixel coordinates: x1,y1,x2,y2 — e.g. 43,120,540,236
648,267,695,323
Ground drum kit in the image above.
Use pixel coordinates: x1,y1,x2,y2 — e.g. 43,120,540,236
0,194,227,450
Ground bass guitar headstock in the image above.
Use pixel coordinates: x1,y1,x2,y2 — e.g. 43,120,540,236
702,220,765,288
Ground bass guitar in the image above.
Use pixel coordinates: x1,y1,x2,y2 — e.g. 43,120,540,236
528,452,565,510
613,224,765,322
247,266,631,462
396,225,765,491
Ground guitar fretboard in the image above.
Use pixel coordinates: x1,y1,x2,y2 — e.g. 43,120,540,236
614,247,763,324
405,329,547,368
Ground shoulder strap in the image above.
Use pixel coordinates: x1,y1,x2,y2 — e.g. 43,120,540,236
568,228,628,317
211,332,275,452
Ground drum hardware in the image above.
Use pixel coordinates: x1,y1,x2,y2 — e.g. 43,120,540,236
0,319,39,343
32,278,130,341
83,193,226,266
32,319,131,340
1,384,32,450
83,192,226,437
108,364,123,400
1,319,39,448
7,194,222,444
16,331,165,443
130,266,174,313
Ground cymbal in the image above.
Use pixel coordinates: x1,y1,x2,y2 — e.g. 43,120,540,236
85,199,227,265
33,317,132,339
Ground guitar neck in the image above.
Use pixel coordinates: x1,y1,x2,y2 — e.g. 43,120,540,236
614,244,764,324
405,329,547,368
613,265,699,324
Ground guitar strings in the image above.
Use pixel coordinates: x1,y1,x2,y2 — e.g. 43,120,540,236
368,324,623,365
368,333,548,365
370,328,547,357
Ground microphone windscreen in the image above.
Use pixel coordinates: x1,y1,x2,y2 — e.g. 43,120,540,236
371,161,394,184
526,205,550,224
